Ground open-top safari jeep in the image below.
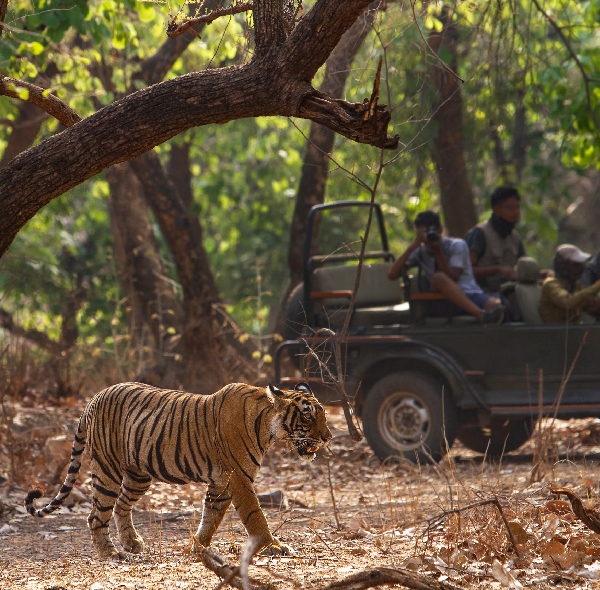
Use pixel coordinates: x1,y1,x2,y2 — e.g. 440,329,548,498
275,201,600,463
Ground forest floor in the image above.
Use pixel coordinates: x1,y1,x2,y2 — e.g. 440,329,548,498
3,400,600,589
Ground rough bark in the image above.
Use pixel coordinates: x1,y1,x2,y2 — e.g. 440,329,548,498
429,11,477,238
272,6,377,337
0,0,7,35
0,0,397,258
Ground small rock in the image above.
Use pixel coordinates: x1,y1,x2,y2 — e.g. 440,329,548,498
0,523,17,534
257,490,287,509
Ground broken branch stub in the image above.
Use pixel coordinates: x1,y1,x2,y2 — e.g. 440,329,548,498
299,92,399,150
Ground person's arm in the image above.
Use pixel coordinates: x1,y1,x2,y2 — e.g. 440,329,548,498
544,279,600,310
430,240,462,282
388,228,426,280
472,263,515,280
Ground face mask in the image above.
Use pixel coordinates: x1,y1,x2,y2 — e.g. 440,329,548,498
490,212,516,238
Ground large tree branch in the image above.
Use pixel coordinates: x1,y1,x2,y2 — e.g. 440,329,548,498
279,0,375,80
254,0,287,57
0,78,82,128
0,0,398,259
298,92,396,149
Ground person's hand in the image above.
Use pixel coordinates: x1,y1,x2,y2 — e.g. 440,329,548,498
427,237,442,253
411,228,426,249
498,266,516,280
587,297,600,314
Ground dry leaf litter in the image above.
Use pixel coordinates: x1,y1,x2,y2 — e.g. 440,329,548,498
2,400,600,589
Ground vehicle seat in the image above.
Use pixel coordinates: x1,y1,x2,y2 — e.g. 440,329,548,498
404,272,478,325
514,257,543,324
311,262,410,328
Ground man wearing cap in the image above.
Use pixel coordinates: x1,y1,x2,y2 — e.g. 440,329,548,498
466,186,526,293
540,244,600,323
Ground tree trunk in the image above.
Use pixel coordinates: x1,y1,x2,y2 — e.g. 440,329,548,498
0,102,47,168
429,11,477,238
106,164,183,349
101,0,230,390
129,151,227,391
168,141,194,211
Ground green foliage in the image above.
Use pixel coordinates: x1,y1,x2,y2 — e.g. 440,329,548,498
1,0,599,349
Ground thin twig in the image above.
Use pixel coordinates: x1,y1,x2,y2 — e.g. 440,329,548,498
167,2,253,38
424,498,520,556
531,0,600,134
0,77,81,127
325,456,341,529
409,0,464,84
550,487,600,535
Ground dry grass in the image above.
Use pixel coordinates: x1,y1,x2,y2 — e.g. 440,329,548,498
2,403,600,589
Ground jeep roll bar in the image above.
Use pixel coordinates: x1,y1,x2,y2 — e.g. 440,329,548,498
302,201,392,327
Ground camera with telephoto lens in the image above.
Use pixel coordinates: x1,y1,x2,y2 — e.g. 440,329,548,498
425,225,440,243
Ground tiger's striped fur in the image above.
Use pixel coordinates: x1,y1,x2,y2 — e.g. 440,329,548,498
25,381,331,558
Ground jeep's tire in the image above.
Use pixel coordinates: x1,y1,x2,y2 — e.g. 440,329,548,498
362,372,458,464
457,417,536,457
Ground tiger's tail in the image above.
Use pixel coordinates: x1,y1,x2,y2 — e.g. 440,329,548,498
25,412,88,517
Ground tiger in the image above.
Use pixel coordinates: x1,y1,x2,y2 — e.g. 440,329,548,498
25,381,331,559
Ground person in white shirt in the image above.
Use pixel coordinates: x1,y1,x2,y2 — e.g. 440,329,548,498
388,210,505,323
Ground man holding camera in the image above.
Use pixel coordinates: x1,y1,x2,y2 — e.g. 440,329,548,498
388,210,505,323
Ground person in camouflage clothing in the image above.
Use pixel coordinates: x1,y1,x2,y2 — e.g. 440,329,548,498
540,244,600,323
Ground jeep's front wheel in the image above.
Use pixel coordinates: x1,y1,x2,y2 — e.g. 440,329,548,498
457,417,536,457
362,372,458,464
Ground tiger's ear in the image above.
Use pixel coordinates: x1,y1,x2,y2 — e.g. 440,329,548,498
294,382,312,395
266,384,290,410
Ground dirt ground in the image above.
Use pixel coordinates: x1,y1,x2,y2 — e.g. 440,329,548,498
3,401,600,590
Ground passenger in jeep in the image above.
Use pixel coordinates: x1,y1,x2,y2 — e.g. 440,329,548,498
388,210,505,323
540,244,600,323
581,250,600,320
465,186,526,294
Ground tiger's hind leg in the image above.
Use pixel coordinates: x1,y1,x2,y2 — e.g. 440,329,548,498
88,460,123,558
194,482,232,550
114,469,152,554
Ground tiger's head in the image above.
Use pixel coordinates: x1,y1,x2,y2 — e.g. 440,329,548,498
266,382,332,461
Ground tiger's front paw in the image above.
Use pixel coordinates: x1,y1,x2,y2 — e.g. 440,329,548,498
122,536,145,554
260,541,293,556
